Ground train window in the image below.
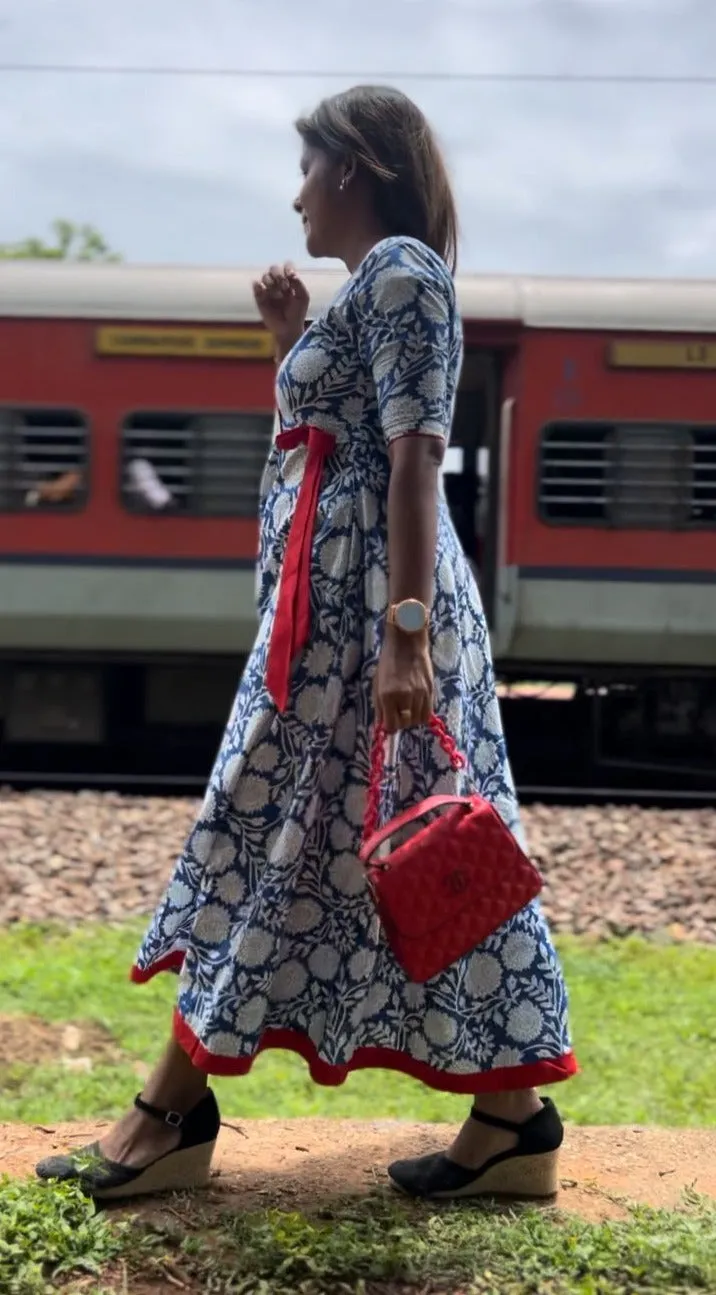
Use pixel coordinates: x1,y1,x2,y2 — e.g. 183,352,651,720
610,425,691,529
692,427,716,524
539,422,716,529
538,423,611,524
121,411,273,516
0,408,88,512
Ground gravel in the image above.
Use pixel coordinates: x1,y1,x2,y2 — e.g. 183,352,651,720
0,789,714,942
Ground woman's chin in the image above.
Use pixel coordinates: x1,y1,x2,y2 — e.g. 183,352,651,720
304,227,324,259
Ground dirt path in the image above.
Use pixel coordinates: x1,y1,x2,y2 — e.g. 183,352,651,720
2,1120,715,1223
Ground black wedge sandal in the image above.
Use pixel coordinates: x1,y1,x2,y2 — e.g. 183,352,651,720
35,1089,221,1201
387,1097,564,1201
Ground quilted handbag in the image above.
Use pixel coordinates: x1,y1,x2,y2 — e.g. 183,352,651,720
359,715,544,983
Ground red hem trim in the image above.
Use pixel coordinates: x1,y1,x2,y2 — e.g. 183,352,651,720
173,1009,578,1095
132,957,578,1094
130,953,185,982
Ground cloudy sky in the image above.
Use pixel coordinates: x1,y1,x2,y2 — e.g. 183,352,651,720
1,0,714,276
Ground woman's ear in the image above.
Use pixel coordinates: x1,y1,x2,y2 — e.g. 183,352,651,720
342,154,358,188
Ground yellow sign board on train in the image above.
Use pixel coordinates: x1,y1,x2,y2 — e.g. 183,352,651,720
608,341,716,370
95,326,274,360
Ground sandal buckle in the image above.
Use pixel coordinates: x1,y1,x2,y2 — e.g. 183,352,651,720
165,1110,184,1128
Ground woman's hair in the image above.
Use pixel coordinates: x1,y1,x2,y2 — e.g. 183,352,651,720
295,85,458,273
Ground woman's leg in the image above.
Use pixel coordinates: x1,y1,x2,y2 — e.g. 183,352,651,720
97,1035,209,1169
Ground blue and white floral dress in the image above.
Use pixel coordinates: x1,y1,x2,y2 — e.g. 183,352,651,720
132,236,576,1094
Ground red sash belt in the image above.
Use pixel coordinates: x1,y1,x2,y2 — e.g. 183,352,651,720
265,424,336,712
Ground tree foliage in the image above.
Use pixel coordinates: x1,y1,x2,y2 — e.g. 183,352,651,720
0,219,122,262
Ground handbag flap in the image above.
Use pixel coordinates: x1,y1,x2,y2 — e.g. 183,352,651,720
366,796,541,941
360,794,468,863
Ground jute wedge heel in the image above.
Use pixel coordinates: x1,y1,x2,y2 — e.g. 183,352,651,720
416,1148,560,1202
35,1089,220,1201
387,1096,563,1202
89,1136,217,1200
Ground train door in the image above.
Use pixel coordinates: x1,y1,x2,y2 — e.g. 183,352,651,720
442,350,501,626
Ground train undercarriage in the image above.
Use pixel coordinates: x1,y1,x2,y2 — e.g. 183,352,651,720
1,651,715,800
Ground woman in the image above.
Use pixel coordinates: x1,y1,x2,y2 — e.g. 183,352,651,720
37,85,576,1203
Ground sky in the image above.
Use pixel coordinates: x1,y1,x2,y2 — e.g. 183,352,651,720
1,0,715,277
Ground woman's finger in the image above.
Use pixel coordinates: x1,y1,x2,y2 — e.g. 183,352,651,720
291,277,311,308
417,688,432,725
382,691,416,734
379,692,398,735
397,703,415,729
263,266,289,297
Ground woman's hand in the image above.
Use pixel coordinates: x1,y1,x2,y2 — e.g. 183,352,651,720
252,263,310,356
374,629,434,734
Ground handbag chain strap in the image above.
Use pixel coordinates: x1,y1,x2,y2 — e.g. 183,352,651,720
363,714,467,844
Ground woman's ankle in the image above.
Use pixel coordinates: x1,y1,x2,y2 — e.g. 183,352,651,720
472,1088,543,1123
137,1037,208,1116
138,1081,208,1118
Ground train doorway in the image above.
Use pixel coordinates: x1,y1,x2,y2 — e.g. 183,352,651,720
441,349,501,628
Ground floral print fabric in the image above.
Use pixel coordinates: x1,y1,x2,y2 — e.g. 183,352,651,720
132,236,575,1093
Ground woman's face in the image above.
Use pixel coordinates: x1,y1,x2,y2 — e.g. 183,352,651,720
294,144,344,259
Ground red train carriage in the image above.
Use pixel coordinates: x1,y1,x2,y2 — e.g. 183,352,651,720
1,262,715,788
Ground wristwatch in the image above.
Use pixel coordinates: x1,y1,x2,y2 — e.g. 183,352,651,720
386,599,429,634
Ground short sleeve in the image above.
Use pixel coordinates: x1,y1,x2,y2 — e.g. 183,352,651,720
353,239,458,446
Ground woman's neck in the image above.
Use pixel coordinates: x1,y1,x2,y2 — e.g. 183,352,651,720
342,227,391,274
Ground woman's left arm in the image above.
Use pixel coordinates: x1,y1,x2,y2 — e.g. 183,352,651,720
375,433,445,733
357,244,457,733
387,434,443,610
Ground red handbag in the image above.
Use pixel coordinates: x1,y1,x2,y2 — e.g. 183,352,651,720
359,715,544,983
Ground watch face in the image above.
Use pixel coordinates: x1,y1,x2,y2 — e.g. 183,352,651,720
396,600,426,632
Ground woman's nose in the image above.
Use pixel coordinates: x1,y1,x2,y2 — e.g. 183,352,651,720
293,197,303,214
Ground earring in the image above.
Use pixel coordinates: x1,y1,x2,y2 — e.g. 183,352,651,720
339,177,346,192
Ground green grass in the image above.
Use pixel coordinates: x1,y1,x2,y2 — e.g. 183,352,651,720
0,1176,128,1294
0,922,715,1127
2,1177,715,1295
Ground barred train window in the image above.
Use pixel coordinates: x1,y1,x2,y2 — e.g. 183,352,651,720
0,408,88,511
121,412,274,517
692,427,716,524
539,422,716,529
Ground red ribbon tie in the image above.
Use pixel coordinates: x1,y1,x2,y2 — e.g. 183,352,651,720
265,424,336,712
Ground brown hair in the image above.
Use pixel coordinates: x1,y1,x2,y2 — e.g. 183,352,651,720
295,85,458,273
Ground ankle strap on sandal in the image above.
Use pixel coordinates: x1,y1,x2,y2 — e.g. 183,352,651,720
134,1093,184,1128
469,1101,544,1133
